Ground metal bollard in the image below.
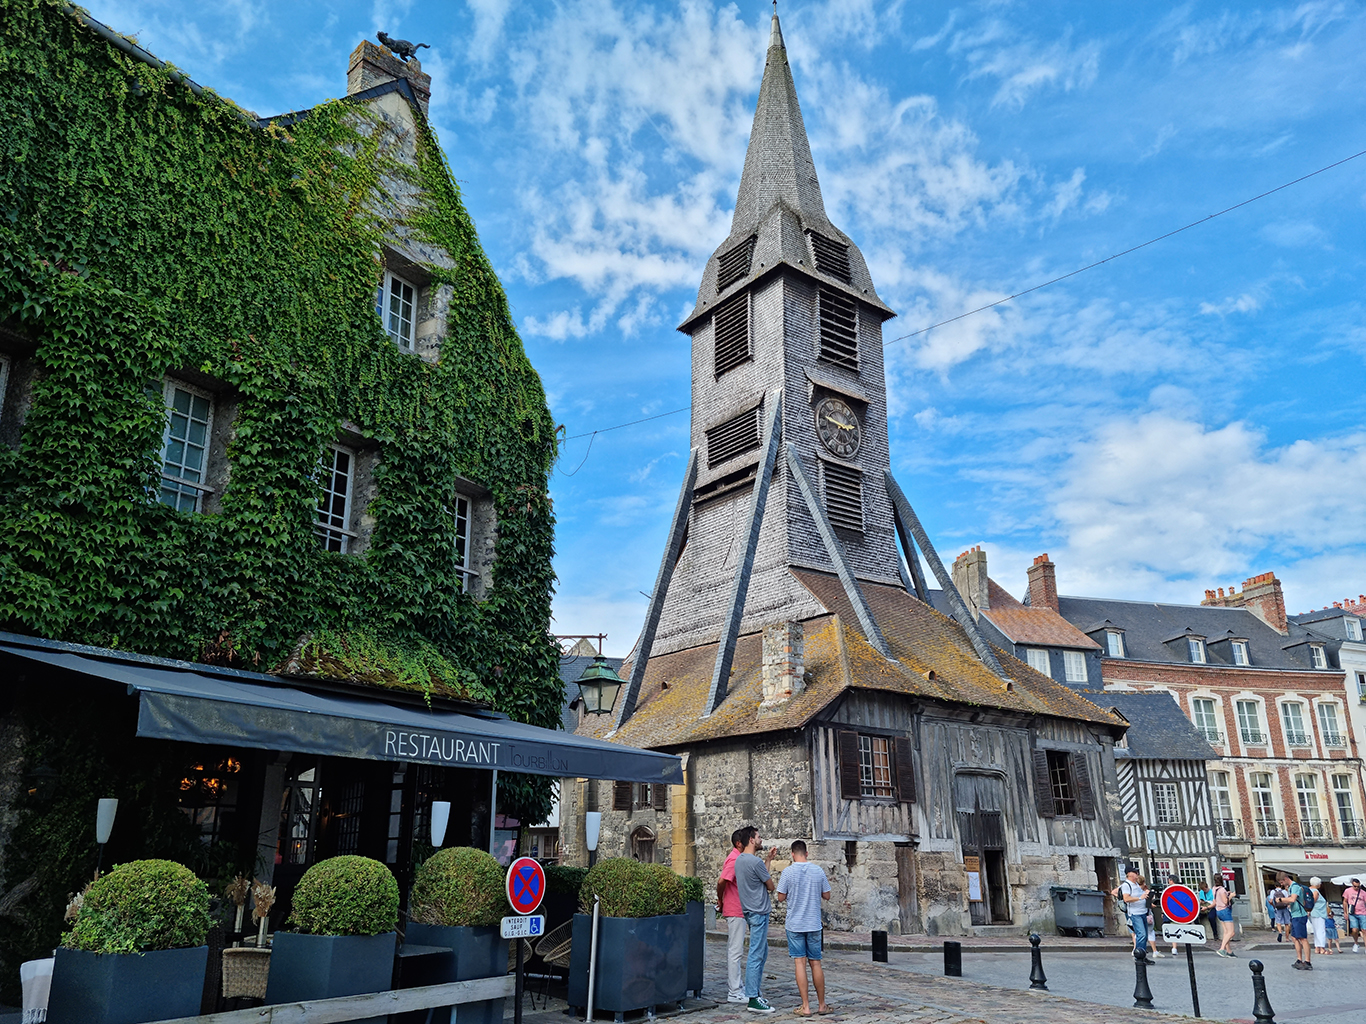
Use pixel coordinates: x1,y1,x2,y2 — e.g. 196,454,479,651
943,940,962,977
1028,932,1047,991
1132,948,1155,1009
1249,960,1275,1024
872,930,888,963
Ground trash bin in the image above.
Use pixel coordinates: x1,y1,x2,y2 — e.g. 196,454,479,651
1051,887,1106,937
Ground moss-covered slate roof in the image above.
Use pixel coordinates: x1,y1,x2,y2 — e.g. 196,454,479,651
581,569,1123,749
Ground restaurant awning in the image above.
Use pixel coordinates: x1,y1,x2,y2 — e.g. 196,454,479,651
0,632,681,784
1259,863,1366,885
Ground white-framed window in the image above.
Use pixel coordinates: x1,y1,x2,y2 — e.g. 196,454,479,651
1236,700,1264,743
1251,772,1279,838
1177,859,1208,889
1187,637,1207,663
1332,775,1362,838
1316,703,1344,746
377,271,416,351
1063,650,1087,683
1231,640,1250,666
0,353,10,420
1296,774,1325,837
1210,771,1235,836
1150,857,1174,880
857,734,893,799
1154,782,1181,824
1191,697,1221,742
159,381,214,512
1357,672,1366,704
1281,702,1309,746
452,493,472,593
314,446,355,553
1347,619,1362,641
1025,648,1050,675
1310,644,1327,669
1106,631,1125,658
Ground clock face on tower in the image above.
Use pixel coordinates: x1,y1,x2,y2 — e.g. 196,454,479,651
814,396,861,459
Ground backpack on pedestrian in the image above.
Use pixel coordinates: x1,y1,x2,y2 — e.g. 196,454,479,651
1298,885,1317,913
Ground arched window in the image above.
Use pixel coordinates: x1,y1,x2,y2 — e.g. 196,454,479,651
630,826,656,863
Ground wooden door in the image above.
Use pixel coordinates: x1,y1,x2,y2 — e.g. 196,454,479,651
895,845,920,934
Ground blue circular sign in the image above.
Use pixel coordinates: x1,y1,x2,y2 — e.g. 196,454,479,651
506,856,546,915
1160,884,1200,924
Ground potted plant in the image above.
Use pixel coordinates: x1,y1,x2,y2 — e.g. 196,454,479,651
401,846,508,1024
48,859,212,1024
567,859,688,1015
263,855,399,1024
544,864,588,931
681,876,706,997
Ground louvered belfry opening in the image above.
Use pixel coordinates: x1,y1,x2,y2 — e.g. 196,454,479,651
705,404,762,469
817,288,858,371
712,291,751,377
808,231,852,282
822,460,863,532
716,235,757,292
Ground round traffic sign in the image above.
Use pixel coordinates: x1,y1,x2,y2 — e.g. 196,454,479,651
506,856,546,915
1160,884,1200,924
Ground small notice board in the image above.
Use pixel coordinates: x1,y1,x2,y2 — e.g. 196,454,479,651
964,856,982,902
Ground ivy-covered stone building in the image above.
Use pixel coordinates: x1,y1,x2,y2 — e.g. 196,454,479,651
0,1,678,992
563,14,1128,937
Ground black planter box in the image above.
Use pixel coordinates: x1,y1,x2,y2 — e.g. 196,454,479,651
396,923,506,1024
264,931,396,1024
568,912,688,1014
48,945,209,1024
686,900,704,997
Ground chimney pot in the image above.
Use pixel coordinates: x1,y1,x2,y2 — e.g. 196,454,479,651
760,621,804,707
348,39,432,115
951,545,989,621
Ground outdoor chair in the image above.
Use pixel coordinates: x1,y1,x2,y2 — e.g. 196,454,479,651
533,920,573,1006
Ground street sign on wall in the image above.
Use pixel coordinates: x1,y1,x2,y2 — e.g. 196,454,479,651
506,856,546,916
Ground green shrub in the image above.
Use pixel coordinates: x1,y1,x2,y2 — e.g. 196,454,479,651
680,876,706,905
579,859,686,918
289,856,399,936
410,847,505,927
63,860,211,954
545,864,588,897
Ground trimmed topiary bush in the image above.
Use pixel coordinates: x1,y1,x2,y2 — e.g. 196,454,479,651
410,847,505,927
579,859,686,918
288,856,399,936
545,864,588,898
680,876,706,905
63,860,211,955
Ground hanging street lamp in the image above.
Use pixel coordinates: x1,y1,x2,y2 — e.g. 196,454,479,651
574,655,625,716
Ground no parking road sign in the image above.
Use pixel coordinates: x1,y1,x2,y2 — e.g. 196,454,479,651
1160,884,1201,926
506,856,546,916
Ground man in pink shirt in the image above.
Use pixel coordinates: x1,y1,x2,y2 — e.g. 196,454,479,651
717,828,748,1003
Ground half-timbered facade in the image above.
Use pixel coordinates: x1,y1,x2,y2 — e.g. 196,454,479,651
561,14,1127,937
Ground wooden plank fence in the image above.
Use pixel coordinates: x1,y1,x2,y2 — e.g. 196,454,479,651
145,974,515,1024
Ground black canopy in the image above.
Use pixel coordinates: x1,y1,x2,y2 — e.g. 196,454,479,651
0,632,681,784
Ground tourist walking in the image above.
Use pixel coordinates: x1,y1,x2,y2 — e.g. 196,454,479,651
774,840,832,1017
1119,868,1153,963
1211,878,1237,957
1273,871,1313,970
734,826,778,1014
717,828,748,1003
1308,877,1330,954
1343,877,1366,951
1265,880,1291,942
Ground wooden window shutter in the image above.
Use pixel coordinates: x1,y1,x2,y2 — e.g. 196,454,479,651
837,731,861,801
1070,753,1096,819
613,780,632,811
893,736,916,803
652,782,668,812
1031,750,1057,818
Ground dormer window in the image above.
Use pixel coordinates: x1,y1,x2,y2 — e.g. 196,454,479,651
1187,637,1207,663
1105,630,1125,658
1310,644,1327,669
377,271,416,352
1347,619,1362,641
1025,648,1050,676
1063,650,1087,683
1231,640,1250,666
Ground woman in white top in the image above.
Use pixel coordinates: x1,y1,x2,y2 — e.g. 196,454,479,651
1307,877,1330,954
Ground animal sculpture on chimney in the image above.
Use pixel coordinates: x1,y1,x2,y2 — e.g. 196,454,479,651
377,31,429,62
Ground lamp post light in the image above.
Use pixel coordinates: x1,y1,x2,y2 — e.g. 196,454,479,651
585,811,601,869
94,798,118,878
574,655,625,717
431,800,451,847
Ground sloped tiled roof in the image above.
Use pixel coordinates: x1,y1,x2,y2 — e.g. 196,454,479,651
979,579,1101,650
1094,691,1219,761
579,570,1123,750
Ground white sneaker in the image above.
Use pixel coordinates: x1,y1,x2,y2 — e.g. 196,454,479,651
728,995,748,1003
1151,950,1165,958
1354,944,1361,953
1170,948,1179,956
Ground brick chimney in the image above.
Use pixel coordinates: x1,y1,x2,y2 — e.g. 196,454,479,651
760,621,804,707
951,546,989,621
348,39,431,115
1026,554,1059,612
1200,572,1288,634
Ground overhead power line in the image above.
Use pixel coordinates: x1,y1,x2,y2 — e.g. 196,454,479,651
558,146,1366,449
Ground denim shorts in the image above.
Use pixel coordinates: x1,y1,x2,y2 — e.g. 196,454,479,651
1348,914,1366,931
1216,908,1233,922
1290,916,1308,939
787,929,823,960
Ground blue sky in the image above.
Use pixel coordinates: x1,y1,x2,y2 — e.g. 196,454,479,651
85,1,1366,654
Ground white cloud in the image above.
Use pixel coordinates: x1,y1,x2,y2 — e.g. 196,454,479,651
466,0,512,64
1199,293,1262,316
948,22,1102,109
